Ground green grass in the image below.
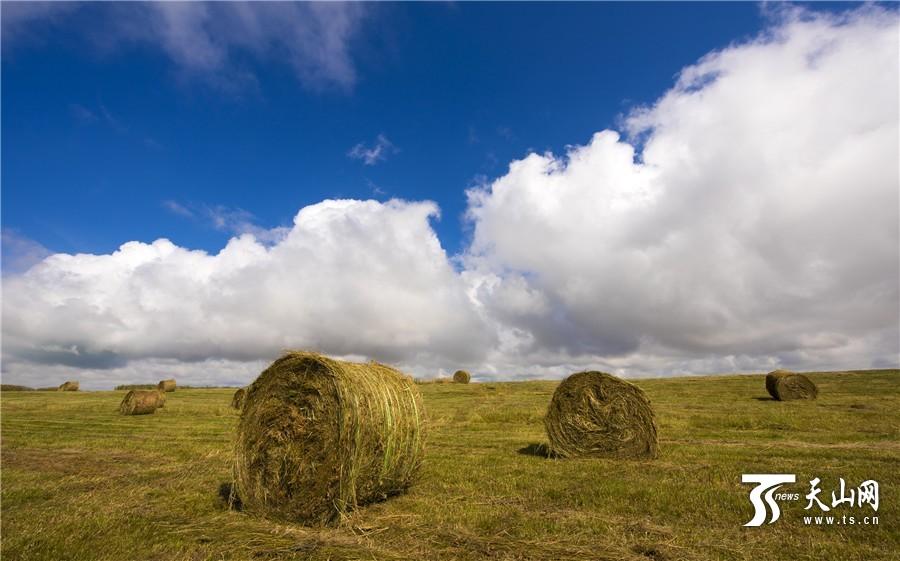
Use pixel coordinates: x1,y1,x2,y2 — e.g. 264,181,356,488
2,370,898,560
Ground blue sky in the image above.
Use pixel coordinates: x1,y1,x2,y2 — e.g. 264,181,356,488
2,2,896,387
3,2,827,257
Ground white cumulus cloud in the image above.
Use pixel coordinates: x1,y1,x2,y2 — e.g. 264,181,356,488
2,200,493,387
2,5,897,388
464,5,899,377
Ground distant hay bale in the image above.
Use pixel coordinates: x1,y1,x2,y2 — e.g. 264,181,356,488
119,390,165,415
544,371,658,459
765,370,818,401
453,370,471,384
231,388,246,410
233,352,426,525
58,380,79,391
157,379,177,392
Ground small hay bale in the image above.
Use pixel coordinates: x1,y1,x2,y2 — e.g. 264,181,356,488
452,370,471,384
544,371,658,459
231,387,246,410
233,351,426,525
119,390,165,415
157,379,177,392
58,380,79,391
765,370,818,401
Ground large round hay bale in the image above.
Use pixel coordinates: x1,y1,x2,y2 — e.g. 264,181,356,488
765,370,818,401
544,371,658,459
58,380,79,391
119,390,165,415
452,370,471,384
157,379,177,392
233,352,426,525
231,387,246,410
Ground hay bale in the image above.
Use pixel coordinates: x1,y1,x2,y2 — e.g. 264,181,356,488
452,370,471,384
231,387,246,410
119,390,165,415
765,370,818,401
58,380,79,391
544,371,658,459
157,379,177,392
233,352,426,525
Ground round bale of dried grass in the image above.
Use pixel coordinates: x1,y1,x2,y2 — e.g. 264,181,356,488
765,370,818,401
545,371,658,459
452,370,471,384
233,352,426,525
231,387,246,410
119,390,165,415
58,380,79,391
158,379,177,392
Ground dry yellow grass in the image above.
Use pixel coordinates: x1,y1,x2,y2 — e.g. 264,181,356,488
1,369,898,560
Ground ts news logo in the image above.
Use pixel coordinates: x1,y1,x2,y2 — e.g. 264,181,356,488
741,474,879,527
741,474,797,526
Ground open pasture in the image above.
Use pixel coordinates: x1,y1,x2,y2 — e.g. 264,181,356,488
2,370,898,561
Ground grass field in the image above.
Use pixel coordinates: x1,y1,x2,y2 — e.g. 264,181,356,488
2,370,898,561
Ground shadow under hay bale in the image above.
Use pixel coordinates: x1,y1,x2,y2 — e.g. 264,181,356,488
765,370,818,401
517,443,559,458
453,370,471,384
233,351,426,526
58,380,79,391
157,379,177,392
544,371,658,459
217,482,242,511
119,390,165,415
231,387,246,410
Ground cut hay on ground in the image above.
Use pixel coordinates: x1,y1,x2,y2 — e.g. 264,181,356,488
119,390,165,415
231,388,246,410
452,370,471,384
158,379,177,392
544,371,658,459
765,370,818,401
233,351,426,525
58,381,79,391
